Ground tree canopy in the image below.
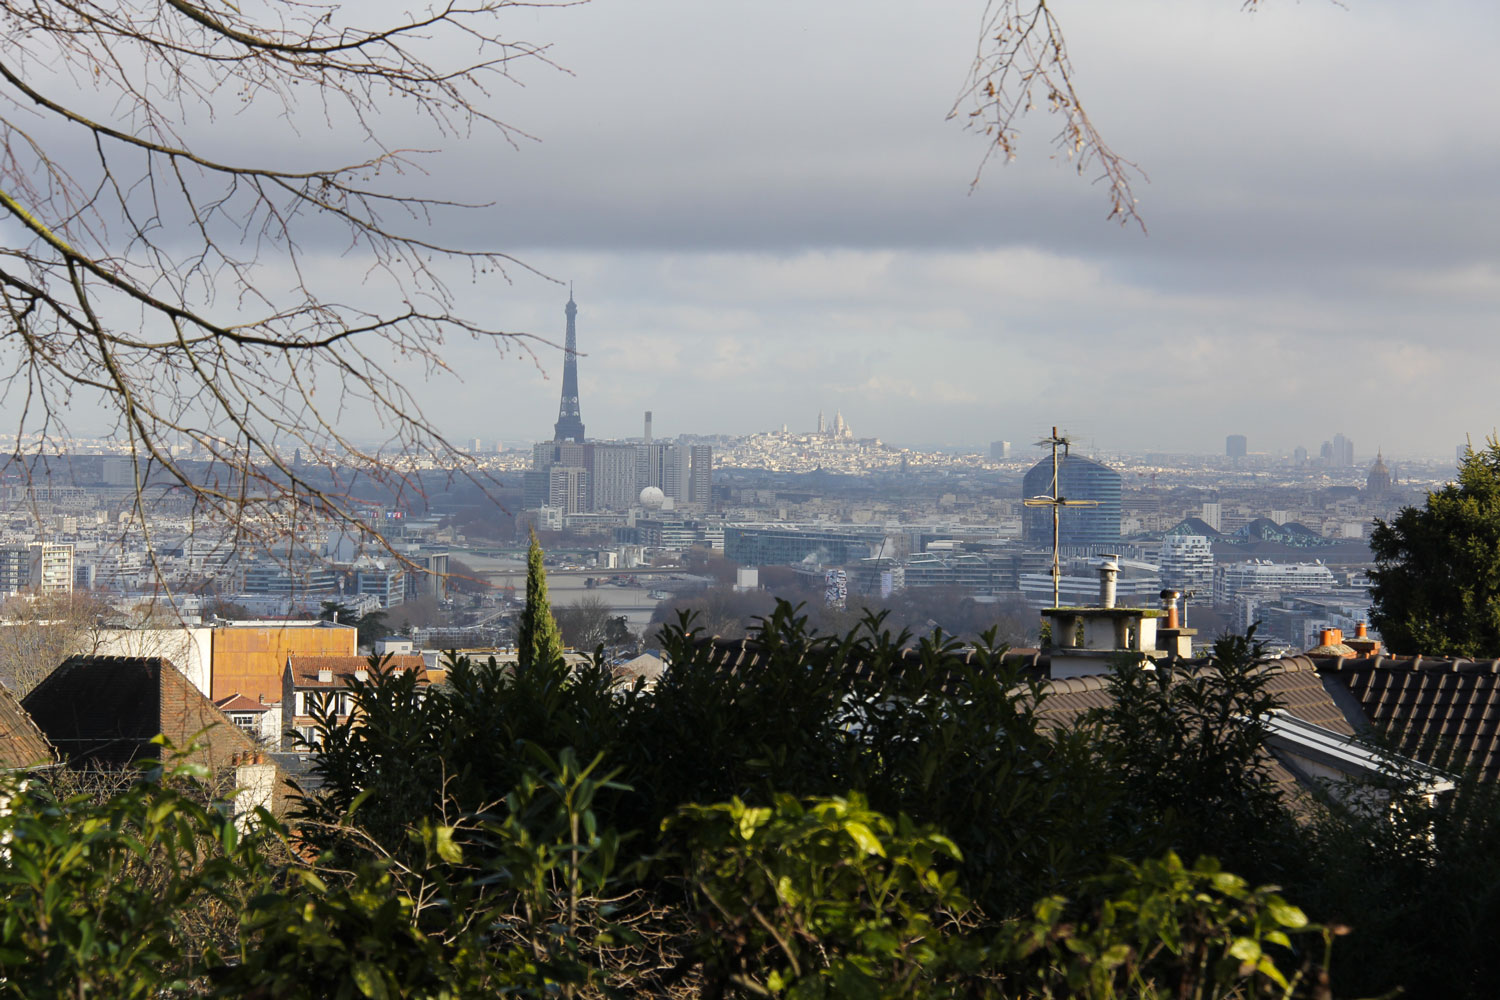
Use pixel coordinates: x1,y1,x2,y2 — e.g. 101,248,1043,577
1370,440,1500,657
16,606,1500,996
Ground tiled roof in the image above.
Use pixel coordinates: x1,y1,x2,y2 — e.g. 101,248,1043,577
614,653,666,686
287,654,427,687
1035,658,1353,733
23,655,262,769
1033,659,1360,805
686,635,1500,787
0,682,53,769
214,693,269,714
24,656,165,766
1313,654,1500,780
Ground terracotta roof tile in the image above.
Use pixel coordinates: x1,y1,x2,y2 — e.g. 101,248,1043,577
23,655,262,769
214,693,269,714
0,682,53,769
287,654,427,687
1314,653,1500,780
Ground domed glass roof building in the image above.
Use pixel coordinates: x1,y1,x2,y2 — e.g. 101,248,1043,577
1021,453,1122,547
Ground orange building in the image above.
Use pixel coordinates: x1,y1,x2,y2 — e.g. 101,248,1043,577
210,621,357,703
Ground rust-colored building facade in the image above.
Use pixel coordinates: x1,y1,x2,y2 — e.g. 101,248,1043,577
211,621,357,703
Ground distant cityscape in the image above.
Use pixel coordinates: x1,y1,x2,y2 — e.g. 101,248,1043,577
0,294,1477,679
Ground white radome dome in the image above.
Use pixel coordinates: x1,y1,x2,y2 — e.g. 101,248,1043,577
639,486,666,509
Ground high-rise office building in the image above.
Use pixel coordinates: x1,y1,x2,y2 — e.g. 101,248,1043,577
1226,434,1247,459
552,292,585,443
1020,454,1122,547
1329,433,1354,467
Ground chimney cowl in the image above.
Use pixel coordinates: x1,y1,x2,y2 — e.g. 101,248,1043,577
1097,556,1119,609
1160,589,1181,630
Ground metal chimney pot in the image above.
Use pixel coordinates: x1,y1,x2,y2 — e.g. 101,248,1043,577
1098,556,1119,609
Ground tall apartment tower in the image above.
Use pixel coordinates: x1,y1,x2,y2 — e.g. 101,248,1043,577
0,542,74,597
1226,434,1247,459
552,291,585,443
585,443,639,511
547,465,588,514
688,444,713,507
661,444,691,505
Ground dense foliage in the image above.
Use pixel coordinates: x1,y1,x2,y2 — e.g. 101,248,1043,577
1370,439,1500,656
12,603,1500,997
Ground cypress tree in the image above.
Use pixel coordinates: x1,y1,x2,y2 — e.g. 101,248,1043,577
517,528,564,669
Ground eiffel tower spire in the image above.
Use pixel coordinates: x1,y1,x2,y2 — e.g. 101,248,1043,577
553,288,585,442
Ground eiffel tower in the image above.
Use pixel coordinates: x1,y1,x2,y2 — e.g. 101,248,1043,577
553,289,585,442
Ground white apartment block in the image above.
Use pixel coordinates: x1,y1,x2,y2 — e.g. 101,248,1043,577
1213,560,1336,604
0,542,75,597
1159,535,1214,595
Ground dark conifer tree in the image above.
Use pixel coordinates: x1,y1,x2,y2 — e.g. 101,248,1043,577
517,529,564,669
1371,439,1500,656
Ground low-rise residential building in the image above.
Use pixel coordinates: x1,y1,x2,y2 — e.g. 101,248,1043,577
281,653,427,748
213,693,279,744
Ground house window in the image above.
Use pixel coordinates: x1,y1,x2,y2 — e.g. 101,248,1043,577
231,714,257,734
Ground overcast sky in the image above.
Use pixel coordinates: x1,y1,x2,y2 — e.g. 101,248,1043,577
49,0,1500,460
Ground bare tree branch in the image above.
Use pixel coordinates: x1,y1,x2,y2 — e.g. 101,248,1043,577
0,0,580,587
952,0,1148,230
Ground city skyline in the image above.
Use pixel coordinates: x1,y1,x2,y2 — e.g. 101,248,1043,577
428,3,1496,458
9,3,1495,460
504,290,1473,464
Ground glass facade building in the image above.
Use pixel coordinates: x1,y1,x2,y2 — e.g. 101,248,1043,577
1021,454,1122,547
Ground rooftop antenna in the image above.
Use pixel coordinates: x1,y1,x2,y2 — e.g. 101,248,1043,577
1023,426,1099,608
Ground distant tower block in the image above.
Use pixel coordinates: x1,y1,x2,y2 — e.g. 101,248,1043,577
553,291,586,442
643,411,653,444
1226,434,1247,459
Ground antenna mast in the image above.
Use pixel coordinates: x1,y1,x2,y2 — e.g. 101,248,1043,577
1023,426,1099,608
